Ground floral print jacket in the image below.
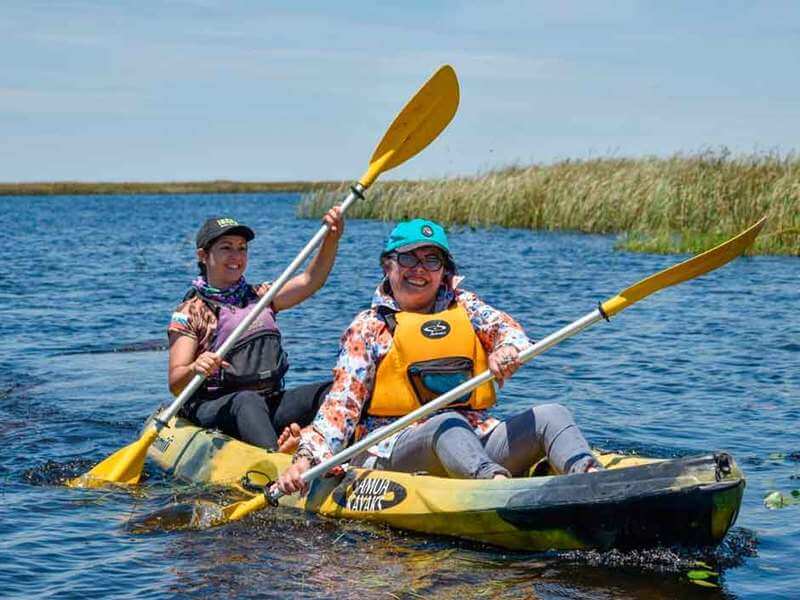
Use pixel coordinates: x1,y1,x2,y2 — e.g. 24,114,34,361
295,276,533,466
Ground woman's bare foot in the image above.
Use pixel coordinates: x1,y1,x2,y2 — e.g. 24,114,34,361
277,423,302,453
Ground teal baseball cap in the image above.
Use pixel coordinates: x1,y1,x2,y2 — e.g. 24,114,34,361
382,219,451,255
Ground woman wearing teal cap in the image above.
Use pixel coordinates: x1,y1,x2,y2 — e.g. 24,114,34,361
277,218,600,494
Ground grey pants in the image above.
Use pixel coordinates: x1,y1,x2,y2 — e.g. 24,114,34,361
374,403,596,479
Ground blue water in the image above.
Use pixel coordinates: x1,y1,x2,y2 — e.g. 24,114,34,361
1,194,797,599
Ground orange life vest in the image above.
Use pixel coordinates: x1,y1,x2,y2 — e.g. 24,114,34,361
368,304,496,416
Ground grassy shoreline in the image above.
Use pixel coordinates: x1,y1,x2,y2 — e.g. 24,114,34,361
299,152,800,255
6,153,797,255
0,180,343,196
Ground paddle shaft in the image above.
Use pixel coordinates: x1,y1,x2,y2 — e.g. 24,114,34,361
266,307,604,503
156,184,365,429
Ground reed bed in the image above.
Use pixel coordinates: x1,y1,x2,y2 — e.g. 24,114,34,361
299,152,799,255
0,180,341,196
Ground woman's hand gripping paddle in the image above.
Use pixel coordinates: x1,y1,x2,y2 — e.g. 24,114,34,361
68,65,461,488
211,217,765,526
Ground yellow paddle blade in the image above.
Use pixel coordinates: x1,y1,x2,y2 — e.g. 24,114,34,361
358,65,459,188
601,217,766,317
67,427,158,488
217,493,267,524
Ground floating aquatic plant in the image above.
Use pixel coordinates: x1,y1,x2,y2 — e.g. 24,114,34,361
764,489,800,509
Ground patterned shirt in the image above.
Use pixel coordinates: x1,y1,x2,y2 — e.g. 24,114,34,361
167,282,272,353
295,276,533,466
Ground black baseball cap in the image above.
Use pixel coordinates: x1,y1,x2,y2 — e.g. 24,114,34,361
196,217,255,249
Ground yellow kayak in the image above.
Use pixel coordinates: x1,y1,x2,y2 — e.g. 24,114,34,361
147,417,744,551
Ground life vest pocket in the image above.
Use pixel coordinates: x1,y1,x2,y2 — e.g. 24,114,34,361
407,356,474,407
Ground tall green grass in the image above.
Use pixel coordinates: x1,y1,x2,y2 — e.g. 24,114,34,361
298,152,799,255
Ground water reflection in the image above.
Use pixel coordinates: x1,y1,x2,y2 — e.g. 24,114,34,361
117,478,758,600
154,505,753,598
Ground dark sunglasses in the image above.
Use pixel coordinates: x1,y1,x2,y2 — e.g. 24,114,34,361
391,251,444,272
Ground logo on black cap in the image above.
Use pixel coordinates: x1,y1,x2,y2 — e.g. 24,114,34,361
196,216,254,249
421,225,433,237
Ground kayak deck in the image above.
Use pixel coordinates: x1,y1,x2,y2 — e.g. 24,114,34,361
147,417,744,551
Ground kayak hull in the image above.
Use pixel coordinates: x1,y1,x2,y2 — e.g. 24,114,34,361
147,417,744,551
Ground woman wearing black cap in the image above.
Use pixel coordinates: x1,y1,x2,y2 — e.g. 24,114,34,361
167,208,343,450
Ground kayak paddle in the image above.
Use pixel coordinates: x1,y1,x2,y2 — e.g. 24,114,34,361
212,216,766,525
68,64,461,488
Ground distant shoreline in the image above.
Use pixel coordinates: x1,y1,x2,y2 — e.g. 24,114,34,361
0,180,345,196
6,153,798,255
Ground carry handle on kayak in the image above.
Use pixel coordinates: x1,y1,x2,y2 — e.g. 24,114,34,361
67,64,461,488
215,216,766,523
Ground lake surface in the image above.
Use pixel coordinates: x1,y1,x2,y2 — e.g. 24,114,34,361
1,193,797,599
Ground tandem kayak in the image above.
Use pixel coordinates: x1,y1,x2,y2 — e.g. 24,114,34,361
146,416,744,551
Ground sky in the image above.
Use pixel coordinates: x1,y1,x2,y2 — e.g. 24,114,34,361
1,1,798,182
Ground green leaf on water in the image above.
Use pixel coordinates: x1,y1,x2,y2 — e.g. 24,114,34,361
764,490,800,509
687,569,719,588
686,570,713,579
764,491,785,509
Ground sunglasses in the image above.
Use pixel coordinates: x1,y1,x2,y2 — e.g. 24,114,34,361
391,251,444,272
